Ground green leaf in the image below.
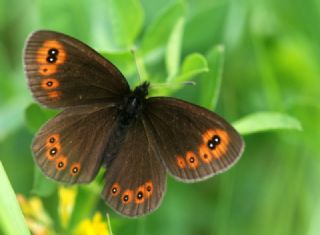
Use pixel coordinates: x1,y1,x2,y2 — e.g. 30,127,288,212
91,0,144,50
0,98,30,141
31,168,57,197
166,17,185,80
233,112,303,135
198,45,225,109
139,1,186,58
25,103,57,133
100,50,135,78
0,161,31,235
107,0,144,48
174,53,209,82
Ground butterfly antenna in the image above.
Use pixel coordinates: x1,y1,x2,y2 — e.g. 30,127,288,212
130,47,144,83
149,81,196,90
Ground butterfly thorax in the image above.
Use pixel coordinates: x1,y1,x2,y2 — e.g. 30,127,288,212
118,81,149,126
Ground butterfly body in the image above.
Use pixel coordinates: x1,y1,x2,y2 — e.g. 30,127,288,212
24,30,244,217
118,81,149,125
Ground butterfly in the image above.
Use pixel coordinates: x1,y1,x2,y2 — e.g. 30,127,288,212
23,30,244,217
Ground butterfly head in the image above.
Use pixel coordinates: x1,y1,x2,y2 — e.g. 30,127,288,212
133,81,150,99
118,81,150,124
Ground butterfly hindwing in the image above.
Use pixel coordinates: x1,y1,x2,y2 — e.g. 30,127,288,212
144,97,244,182
102,119,166,217
32,103,118,184
24,30,130,108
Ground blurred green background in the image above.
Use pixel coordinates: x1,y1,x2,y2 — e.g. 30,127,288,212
0,0,319,234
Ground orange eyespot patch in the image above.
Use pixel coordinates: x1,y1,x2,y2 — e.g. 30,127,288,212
201,129,230,159
46,134,60,148
121,189,133,204
37,40,66,65
198,144,213,163
48,91,61,100
135,185,146,204
176,155,186,169
70,162,81,176
111,183,121,196
145,181,154,198
41,78,60,90
38,64,57,76
55,156,68,171
46,143,61,161
185,151,199,169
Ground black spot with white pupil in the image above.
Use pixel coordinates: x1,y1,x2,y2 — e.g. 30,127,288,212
49,137,55,143
207,135,221,150
46,48,58,63
50,147,57,156
137,191,143,200
58,162,64,168
123,195,129,201
189,157,195,163
112,188,117,194
72,167,78,173
48,48,58,56
47,81,53,87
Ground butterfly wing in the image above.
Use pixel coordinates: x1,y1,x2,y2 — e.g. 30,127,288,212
102,119,166,217
32,103,118,184
144,97,244,182
24,30,130,108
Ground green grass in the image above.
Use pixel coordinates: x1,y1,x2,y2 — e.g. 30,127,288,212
0,0,318,234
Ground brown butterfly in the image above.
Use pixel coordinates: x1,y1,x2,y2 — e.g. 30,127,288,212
23,30,244,217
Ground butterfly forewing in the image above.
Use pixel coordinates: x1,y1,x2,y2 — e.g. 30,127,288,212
24,30,130,108
102,119,166,217
144,97,244,182
32,104,118,184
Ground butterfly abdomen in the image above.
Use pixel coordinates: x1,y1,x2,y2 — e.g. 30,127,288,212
103,82,150,167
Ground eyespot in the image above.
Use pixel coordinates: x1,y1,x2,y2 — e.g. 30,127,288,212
55,156,67,171
37,40,66,65
46,56,57,63
121,189,133,204
202,129,230,159
50,147,57,156
144,181,153,198
185,151,199,169
46,134,59,147
135,186,145,204
198,144,213,163
48,48,59,56
207,135,221,150
110,183,120,196
38,65,57,75
46,143,61,160
176,155,186,169
41,78,60,90
70,163,81,176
